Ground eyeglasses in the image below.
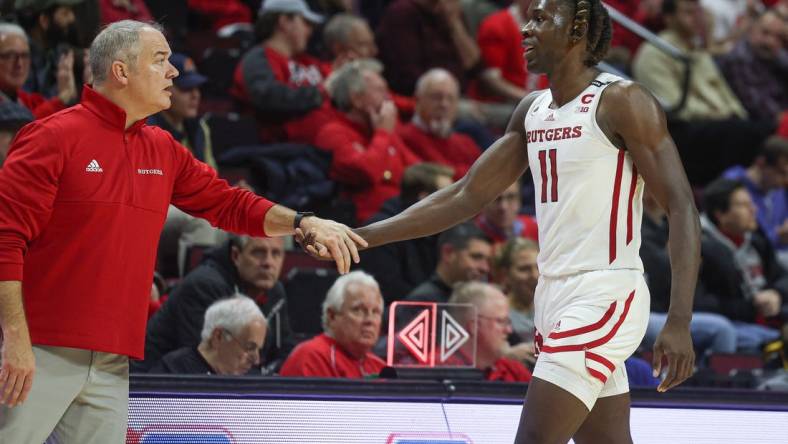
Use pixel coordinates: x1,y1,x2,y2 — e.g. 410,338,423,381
0,51,31,63
222,329,261,356
478,315,512,328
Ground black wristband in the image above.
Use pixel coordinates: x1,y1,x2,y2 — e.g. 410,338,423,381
293,212,315,230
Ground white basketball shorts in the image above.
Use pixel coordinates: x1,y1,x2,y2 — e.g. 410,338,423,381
532,269,650,411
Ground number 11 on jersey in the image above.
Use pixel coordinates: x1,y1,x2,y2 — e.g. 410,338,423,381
538,149,558,203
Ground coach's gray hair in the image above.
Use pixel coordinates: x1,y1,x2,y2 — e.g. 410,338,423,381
200,294,266,342
325,58,383,112
89,20,163,85
323,13,365,54
322,270,380,334
0,23,27,40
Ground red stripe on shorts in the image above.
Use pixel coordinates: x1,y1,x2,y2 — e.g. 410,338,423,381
587,367,608,384
548,300,618,340
609,149,626,263
540,290,635,353
586,351,616,373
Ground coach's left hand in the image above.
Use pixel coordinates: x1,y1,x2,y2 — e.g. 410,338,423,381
652,318,695,392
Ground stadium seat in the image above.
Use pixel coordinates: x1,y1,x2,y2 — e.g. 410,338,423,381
284,267,340,335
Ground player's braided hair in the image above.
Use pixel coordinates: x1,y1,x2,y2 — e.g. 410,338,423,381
567,0,612,66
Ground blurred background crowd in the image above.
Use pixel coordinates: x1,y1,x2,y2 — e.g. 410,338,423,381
1,0,787,390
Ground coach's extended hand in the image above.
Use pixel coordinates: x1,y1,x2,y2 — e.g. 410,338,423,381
651,318,695,392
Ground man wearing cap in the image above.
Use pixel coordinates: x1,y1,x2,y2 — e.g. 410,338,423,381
0,22,77,118
231,0,334,144
0,101,34,167
15,0,84,100
0,20,365,443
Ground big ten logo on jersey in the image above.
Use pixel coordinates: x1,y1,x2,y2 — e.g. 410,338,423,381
288,61,324,86
575,93,594,113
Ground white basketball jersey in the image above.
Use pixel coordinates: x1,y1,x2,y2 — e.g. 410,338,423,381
524,72,644,277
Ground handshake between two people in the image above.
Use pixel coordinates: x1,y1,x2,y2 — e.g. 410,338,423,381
294,217,368,274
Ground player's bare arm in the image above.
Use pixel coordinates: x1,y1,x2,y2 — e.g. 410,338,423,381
598,80,700,392
351,92,541,249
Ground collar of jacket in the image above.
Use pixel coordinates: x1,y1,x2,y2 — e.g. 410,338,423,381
81,85,147,133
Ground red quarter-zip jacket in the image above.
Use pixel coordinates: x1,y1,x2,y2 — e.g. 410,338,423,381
0,86,274,358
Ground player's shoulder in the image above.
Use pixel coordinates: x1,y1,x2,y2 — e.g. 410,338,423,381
600,79,660,110
598,79,663,123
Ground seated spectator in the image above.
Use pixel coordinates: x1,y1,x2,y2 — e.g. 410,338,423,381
360,162,455,304
716,9,788,123
475,179,538,247
398,69,481,180
376,0,514,130
446,281,532,382
0,100,34,167
639,186,738,356
149,53,216,169
633,0,747,122
322,13,417,118
187,0,253,31
493,237,539,365
472,0,548,103
280,271,386,378
722,136,788,262
16,0,84,99
316,59,419,222
137,236,294,372
632,0,774,184
99,0,153,25
323,13,379,66
700,178,786,351
231,0,331,143
376,0,483,97
0,23,75,118
701,0,760,50
406,222,492,304
494,238,538,343
150,296,267,375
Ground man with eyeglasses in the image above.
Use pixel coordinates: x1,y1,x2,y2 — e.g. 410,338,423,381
447,281,532,382
0,22,77,118
150,296,267,375
280,271,386,378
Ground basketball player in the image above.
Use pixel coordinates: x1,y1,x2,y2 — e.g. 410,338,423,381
299,0,699,442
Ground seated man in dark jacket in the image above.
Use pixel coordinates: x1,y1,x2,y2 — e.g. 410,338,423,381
406,221,492,304
359,162,454,304
135,235,294,372
150,296,267,375
699,178,787,351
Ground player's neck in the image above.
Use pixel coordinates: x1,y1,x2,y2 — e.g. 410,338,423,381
547,63,599,108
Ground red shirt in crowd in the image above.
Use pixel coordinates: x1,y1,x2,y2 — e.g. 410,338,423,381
471,6,548,102
315,114,419,222
397,122,481,180
476,214,539,245
15,89,66,119
279,333,386,378
0,86,273,358
484,357,532,382
232,45,333,144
